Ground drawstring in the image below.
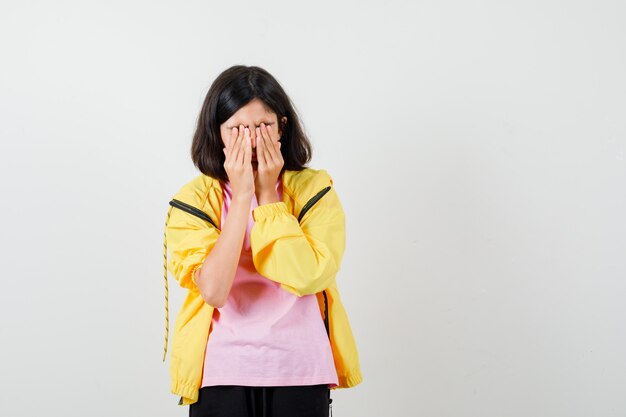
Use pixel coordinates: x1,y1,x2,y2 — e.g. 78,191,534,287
329,391,333,416
163,205,174,362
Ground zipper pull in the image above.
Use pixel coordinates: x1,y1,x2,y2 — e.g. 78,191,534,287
329,397,333,417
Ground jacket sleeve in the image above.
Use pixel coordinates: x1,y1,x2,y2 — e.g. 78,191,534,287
250,182,346,297
166,203,220,291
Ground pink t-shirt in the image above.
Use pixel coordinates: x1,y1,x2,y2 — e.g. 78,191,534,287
200,177,339,388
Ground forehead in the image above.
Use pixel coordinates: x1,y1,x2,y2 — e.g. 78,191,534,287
224,99,277,127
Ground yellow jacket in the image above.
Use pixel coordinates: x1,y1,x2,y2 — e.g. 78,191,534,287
162,167,363,405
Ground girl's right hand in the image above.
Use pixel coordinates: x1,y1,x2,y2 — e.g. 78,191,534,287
223,125,255,199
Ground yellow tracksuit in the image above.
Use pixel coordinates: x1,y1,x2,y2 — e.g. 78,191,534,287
163,167,362,405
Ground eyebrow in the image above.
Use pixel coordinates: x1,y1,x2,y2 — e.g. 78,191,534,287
226,121,274,129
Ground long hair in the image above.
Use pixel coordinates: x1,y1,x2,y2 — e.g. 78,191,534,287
191,65,313,183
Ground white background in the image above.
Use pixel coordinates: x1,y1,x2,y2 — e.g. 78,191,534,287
1,1,625,416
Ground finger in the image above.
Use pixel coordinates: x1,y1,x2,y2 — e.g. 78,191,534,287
236,127,248,165
244,128,252,165
259,126,273,165
232,126,241,149
266,123,278,143
225,127,238,158
255,127,266,166
268,124,284,160
260,124,277,163
228,124,244,163
233,124,245,164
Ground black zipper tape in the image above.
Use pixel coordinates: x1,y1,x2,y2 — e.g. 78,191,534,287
295,185,333,339
323,289,330,339
169,198,219,230
298,186,331,222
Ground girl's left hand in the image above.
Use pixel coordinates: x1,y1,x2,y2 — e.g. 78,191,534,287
254,123,284,201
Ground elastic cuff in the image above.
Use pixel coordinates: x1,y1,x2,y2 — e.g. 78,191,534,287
252,201,289,221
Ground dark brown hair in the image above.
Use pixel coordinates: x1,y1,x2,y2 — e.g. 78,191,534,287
191,65,313,184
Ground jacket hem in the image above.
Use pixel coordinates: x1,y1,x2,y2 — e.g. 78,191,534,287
333,370,363,390
172,380,199,406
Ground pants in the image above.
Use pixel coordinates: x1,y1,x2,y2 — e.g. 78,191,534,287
189,384,333,417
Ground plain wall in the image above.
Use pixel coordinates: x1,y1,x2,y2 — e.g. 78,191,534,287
1,0,625,416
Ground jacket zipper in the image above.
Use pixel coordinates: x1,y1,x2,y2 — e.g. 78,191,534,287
169,185,333,405
298,185,331,222
298,186,333,339
169,199,219,230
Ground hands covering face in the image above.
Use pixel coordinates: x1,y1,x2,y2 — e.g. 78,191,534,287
253,123,284,189
222,122,284,199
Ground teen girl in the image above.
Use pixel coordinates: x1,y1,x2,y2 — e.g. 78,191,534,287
163,65,362,417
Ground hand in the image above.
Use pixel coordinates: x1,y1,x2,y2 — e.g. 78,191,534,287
223,125,255,199
254,123,284,203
